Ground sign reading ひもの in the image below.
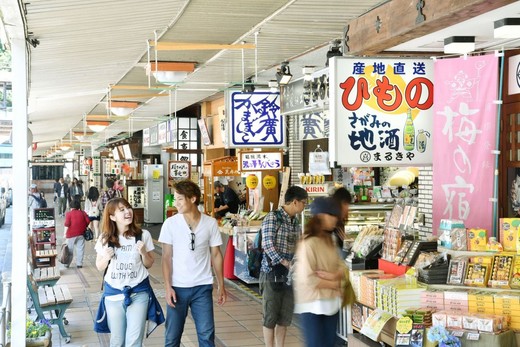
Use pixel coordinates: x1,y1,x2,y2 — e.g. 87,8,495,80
329,57,434,167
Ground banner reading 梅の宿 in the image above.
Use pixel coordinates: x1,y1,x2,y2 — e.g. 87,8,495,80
433,54,499,233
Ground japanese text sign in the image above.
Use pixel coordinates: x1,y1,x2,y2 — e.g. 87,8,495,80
240,151,282,171
168,161,190,180
213,160,240,176
298,111,329,140
227,90,285,148
433,54,498,233
330,57,434,166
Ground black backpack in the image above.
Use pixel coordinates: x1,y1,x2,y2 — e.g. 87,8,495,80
101,233,142,290
247,210,282,278
32,193,47,208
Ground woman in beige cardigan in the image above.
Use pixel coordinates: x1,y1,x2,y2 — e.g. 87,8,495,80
293,197,347,347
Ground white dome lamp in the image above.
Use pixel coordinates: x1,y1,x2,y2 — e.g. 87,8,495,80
146,61,196,84
107,101,139,117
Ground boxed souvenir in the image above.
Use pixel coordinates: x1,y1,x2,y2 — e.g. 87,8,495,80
510,256,520,289
401,241,437,266
446,258,468,285
439,219,465,230
462,315,479,330
467,228,488,251
489,254,514,288
499,218,520,252
394,239,414,264
477,315,505,333
464,263,491,287
444,228,467,250
446,313,463,329
432,311,447,327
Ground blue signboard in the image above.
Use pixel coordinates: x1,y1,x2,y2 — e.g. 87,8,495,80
228,90,285,148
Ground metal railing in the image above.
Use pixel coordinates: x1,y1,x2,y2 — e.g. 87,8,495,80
0,272,11,347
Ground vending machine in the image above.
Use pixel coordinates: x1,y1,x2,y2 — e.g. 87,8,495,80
143,164,164,223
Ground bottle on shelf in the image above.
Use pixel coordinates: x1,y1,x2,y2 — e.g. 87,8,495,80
403,108,415,151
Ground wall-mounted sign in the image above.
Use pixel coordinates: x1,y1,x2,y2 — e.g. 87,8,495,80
158,121,167,144
212,160,240,176
298,111,329,140
143,128,150,147
330,57,434,166
509,54,520,95
240,151,283,171
226,89,285,148
198,118,212,146
168,160,191,181
149,125,158,146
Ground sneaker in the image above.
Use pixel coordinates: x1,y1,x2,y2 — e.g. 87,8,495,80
77,265,82,268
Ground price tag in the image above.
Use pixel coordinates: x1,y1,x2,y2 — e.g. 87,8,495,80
451,330,464,337
466,332,480,340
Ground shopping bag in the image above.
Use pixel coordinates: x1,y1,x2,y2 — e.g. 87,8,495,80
58,243,72,266
84,228,94,241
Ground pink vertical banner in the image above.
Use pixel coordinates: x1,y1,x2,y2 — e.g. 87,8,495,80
433,55,498,233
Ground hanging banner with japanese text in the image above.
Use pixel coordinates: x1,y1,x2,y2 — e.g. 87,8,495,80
226,89,285,148
330,57,434,166
433,54,498,233
298,111,330,140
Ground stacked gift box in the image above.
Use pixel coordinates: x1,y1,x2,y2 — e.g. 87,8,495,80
349,269,383,301
375,278,427,316
494,292,520,331
432,311,508,333
420,289,445,311
359,272,396,308
468,290,495,314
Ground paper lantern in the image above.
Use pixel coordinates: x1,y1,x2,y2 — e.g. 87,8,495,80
246,174,259,189
263,175,276,190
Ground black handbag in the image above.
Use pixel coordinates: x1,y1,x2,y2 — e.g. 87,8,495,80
84,227,94,241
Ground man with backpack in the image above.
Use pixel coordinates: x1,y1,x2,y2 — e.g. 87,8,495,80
28,183,47,213
260,185,308,347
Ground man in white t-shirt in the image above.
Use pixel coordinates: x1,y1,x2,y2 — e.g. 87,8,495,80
159,180,226,347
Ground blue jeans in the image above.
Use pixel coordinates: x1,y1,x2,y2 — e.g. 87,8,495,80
104,291,148,347
300,312,339,347
165,284,215,347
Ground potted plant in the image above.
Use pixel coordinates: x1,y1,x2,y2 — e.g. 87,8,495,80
427,325,461,347
7,316,52,347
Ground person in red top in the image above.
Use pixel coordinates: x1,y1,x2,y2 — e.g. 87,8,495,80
63,199,91,268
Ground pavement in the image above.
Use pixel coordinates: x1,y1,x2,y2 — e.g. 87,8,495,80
0,203,306,347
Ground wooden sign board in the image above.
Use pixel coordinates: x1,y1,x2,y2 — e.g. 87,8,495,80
168,161,191,185
212,160,240,176
240,151,283,171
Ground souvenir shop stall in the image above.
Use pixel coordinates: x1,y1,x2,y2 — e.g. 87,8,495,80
328,50,520,346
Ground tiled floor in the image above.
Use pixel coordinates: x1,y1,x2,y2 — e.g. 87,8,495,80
39,215,306,347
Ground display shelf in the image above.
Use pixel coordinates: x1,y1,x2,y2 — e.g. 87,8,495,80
438,246,502,257
424,283,520,293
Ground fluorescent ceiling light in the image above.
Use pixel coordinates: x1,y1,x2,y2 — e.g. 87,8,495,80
444,36,475,54
494,18,520,38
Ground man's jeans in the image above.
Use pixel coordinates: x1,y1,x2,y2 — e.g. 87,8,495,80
105,291,148,347
165,284,215,347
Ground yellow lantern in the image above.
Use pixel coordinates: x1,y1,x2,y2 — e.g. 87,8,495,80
246,174,259,189
263,175,277,190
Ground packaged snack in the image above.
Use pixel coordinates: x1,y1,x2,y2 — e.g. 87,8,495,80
499,218,520,252
464,263,490,287
467,228,488,251
447,259,468,285
510,257,520,289
489,254,514,288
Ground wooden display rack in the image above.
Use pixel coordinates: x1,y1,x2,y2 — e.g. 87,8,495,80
31,208,57,268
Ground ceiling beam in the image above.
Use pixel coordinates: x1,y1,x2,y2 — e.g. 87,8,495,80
346,0,516,55
149,41,256,51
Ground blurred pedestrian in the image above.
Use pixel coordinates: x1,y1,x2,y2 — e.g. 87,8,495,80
63,199,90,268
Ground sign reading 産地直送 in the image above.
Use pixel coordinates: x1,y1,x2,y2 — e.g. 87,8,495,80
329,57,434,167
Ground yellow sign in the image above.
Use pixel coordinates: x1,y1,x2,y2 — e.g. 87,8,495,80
396,317,413,335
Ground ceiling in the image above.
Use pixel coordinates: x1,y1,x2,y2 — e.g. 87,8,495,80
1,0,520,156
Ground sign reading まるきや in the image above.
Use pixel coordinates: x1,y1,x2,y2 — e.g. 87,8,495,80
330,57,434,167
240,151,282,171
168,161,190,181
